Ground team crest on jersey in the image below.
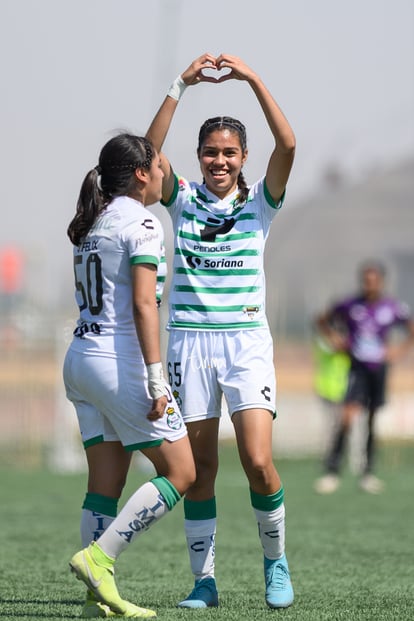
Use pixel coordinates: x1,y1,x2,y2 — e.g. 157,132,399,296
244,306,260,319
166,406,183,430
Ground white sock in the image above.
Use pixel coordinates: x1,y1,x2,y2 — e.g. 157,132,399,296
80,509,115,547
97,482,169,559
253,503,285,560
185,518,216,580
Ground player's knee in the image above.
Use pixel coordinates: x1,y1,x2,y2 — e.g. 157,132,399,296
195,456,218,483
244,455,275,485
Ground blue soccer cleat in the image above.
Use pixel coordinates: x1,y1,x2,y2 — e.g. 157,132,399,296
177,577,219,608
264,554,294,609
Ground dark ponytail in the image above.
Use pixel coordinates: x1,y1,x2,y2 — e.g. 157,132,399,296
67,168,105,246
67,134,155,246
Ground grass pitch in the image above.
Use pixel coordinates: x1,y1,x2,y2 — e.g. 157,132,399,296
0,442,413,620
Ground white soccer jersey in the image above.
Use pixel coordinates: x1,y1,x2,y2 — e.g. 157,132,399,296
156,243,167,307
162,175,284,330
69,195,165,357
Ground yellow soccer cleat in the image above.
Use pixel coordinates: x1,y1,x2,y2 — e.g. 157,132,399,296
70,542,156,618
81,590,115,618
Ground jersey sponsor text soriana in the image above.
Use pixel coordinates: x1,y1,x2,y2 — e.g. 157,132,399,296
162,175,284,330
69,196,165,358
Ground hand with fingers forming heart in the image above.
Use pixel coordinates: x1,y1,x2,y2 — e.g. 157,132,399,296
180,53,237,86
181,53,218,86
181,53,257,87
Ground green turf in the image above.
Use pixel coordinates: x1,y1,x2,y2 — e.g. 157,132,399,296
0,442,413,620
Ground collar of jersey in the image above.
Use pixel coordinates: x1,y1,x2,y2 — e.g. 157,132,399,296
198,184,240,214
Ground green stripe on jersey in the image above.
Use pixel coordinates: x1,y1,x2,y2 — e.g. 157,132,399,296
263,181,285,210
181,209,257,224
178,230,257,242
169,320,264,330
175,267,259,276
130,254,159,266
161,175,179,207
175,285,259,294
173,304,255,312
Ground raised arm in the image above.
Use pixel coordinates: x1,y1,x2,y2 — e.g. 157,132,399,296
215,54,296,202
146,53,218,203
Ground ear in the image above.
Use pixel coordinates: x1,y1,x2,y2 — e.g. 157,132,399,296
134,168,149,184
241,149,248,166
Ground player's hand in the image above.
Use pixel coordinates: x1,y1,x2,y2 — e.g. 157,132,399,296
147,395,168,421
214,54,257,83
182,53,218,86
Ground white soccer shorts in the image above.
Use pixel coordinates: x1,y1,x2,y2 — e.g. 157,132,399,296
166,328,276,423
63,348,186,449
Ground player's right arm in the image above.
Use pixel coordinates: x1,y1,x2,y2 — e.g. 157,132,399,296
146,53,217,203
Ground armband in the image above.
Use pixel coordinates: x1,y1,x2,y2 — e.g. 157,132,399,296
167,75,187,101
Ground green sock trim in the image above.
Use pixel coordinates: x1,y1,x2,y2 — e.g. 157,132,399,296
184,497,217,520
90,541,115,567
151,476,181,511
82,493,118,518
250,486,284,511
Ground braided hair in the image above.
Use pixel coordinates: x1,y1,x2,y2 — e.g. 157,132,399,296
197,116,249,205
67,134,154,246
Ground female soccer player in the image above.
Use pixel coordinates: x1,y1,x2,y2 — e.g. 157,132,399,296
64,133,196,618
146,53,296,609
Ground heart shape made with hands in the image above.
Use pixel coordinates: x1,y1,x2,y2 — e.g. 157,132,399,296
201,65,232,81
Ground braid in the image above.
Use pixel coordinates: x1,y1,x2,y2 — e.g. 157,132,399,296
198,116,247,152
236,171,249,205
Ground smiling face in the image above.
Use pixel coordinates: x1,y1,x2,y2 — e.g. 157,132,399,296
198,129,247,199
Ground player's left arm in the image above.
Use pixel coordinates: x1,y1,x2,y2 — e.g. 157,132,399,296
215,54,296,202
132,263,168,419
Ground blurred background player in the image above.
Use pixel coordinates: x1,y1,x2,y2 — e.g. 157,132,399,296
146,53,296,609
312,327,350,457
64,133,195,617
314,260,414,494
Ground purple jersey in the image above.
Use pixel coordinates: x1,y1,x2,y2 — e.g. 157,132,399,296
332,296,411,368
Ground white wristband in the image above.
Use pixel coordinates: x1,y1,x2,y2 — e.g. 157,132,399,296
146,362,167,400
167,75,187,101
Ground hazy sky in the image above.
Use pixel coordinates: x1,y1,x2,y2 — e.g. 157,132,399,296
1,0,413,308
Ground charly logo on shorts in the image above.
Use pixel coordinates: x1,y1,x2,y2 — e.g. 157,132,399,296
166,406,183,430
